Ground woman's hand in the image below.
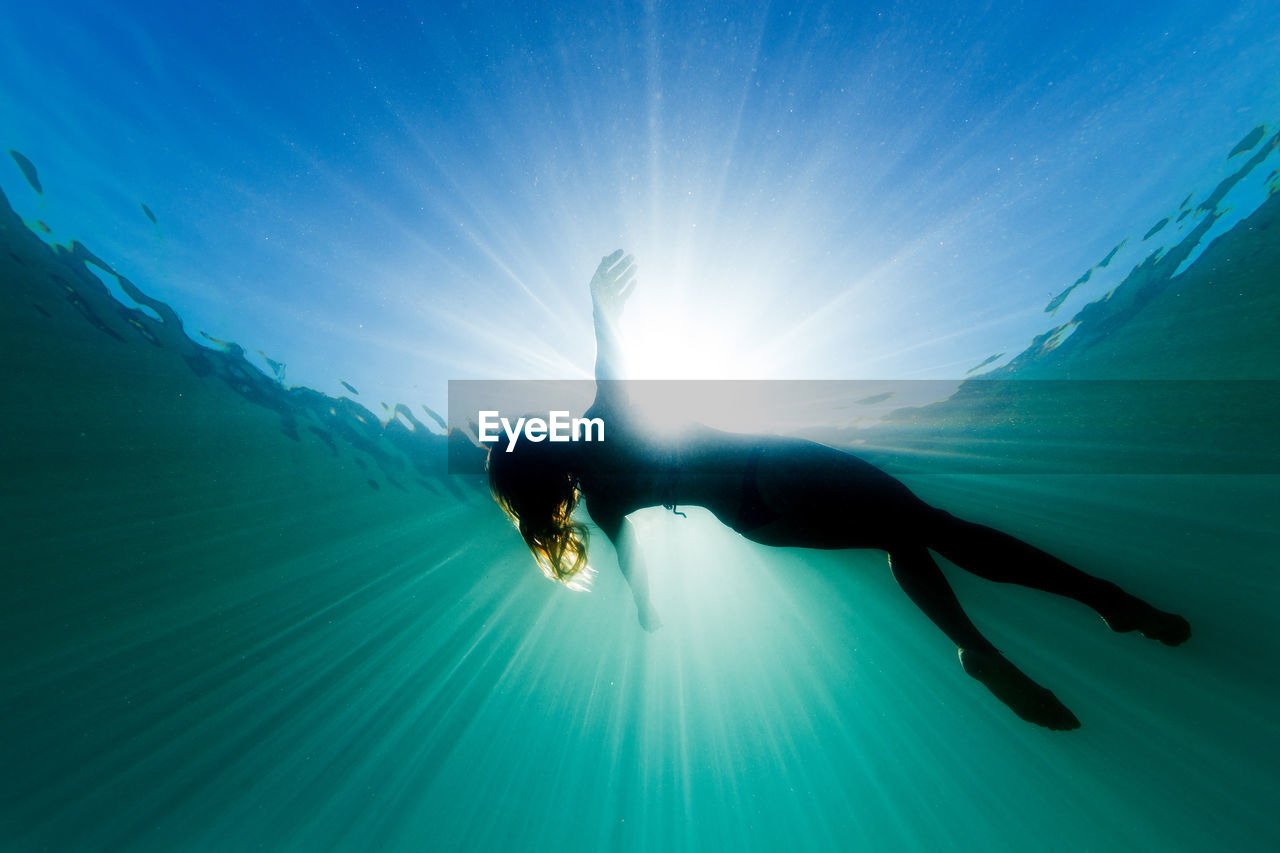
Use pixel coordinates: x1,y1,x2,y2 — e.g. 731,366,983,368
590,249,637,320
636,598,663,633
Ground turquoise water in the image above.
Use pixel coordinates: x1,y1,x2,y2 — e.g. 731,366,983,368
3,125,1279,850
5,0,1280,846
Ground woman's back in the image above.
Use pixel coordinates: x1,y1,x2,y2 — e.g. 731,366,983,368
574,398,761,523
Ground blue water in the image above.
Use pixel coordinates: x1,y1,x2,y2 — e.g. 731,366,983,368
3,2,1280,850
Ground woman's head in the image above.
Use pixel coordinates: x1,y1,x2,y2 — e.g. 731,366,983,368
486,431,591,588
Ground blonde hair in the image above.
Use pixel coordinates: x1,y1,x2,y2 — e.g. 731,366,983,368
486,434,592,589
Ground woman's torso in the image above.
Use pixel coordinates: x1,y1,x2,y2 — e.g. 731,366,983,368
574,400,761,523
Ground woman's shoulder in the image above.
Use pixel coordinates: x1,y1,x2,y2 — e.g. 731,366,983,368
577,480,635,533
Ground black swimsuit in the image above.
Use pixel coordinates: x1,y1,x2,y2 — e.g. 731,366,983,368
659,447,687,517
733,445,778,532
663,443,779,532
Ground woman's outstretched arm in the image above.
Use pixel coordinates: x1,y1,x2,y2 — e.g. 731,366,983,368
593,508,662,632
589,250,637,410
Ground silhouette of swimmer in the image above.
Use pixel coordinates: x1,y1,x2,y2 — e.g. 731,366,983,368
487,250,1191,730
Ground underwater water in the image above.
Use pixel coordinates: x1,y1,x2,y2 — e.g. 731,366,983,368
4,2,1280,851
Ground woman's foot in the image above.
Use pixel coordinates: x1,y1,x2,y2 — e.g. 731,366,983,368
1098,595,1191,646
959,647,1081,731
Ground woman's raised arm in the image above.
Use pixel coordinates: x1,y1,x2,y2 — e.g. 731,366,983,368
589,250,637,394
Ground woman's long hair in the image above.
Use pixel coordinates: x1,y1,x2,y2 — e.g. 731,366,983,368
486,432,592,589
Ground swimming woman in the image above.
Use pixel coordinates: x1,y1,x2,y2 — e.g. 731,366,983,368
487,250,1191,730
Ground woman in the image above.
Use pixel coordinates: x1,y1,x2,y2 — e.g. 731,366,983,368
487,250,1191,730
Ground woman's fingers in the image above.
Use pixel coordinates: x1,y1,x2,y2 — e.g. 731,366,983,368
592,250,624,290
593,250,625,286
613,254,636,278
599,249,624,271
592,250,638,305
609,253,635,281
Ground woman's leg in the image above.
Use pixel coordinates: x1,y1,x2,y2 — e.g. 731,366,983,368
925,510,1191,645
888,545,1081,730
